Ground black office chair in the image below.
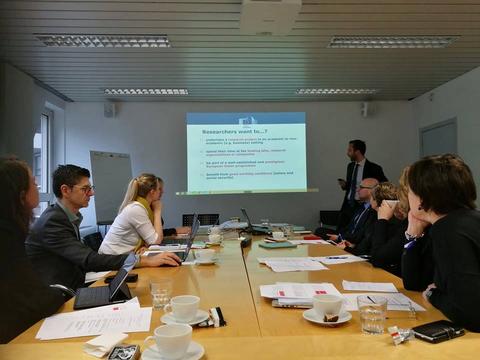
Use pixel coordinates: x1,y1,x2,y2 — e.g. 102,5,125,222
182,213,219,226
82,232,104,252
319,210,340,229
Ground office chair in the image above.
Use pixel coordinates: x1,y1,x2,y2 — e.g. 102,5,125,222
82,232,104,252
318,210,340,230
182,213,219,227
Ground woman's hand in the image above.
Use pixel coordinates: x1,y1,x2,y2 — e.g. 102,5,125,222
423,283,437,302
337,240,354,250
151,199,163,213
175,226,191,235
378,200,396,220
407,211,429,237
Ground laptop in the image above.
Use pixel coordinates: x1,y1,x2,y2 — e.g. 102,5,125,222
241,208,272,235
162,213,199,246
73,256,135,310
146,214,200,263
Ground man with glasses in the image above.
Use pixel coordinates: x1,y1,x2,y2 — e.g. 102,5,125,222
26,164,180,293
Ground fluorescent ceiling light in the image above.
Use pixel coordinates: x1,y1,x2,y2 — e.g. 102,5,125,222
328,36,458,49
35,34,170,48
104,88,188,96
296,88,378,95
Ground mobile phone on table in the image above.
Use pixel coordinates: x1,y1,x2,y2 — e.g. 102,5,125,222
104,273,138,283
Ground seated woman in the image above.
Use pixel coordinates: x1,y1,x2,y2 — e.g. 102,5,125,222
99,174,189,255
368,182,405,275
406,154,480,332
0,158,65,343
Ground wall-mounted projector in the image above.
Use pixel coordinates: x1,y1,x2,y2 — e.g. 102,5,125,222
239,0,302,36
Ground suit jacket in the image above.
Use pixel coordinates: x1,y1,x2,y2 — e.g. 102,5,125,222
0,219,64,343
25,204,128,290
342,159,388,208
342,206,377,246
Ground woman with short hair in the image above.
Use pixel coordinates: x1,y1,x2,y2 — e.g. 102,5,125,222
406,154,480,332
99,174,189,255
0,158,65,343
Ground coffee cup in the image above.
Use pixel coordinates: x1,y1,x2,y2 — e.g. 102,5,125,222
144,324,192,360
208,233,223,244
210,226,221,235
272,231,285,240
163,295,200,323
195,249,215,262
313,294,343,319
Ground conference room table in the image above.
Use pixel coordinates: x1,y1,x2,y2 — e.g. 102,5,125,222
2,235,479,359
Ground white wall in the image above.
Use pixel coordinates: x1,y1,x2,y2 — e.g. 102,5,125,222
0,63,66,170
412,66,480,199
65,101,417,230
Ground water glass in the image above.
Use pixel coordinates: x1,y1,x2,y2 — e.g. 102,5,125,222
260,218,270,227
150,279,173,310
357,295,387,334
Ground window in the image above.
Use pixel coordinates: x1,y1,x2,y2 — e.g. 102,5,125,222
33,109,52,218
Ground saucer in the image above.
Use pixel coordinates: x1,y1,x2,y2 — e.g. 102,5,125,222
142,341,204,360
195,258,218,265
302,309,352,326
161,310,209,325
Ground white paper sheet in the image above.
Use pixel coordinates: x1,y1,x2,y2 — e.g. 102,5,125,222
36,305,152,340
341,292,426,312
317,255,367,265
342,280,398,292
85,271,111,284
260,282,341,299
264,258,328,272
288,240,330,245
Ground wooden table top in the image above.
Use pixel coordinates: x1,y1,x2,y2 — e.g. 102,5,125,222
5,235,479,358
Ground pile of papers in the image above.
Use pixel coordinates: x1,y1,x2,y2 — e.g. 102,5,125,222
260,282,342,306
316,255,367,265
36,298,152,340
342,292,426,312
257,257,329,272
287,240,330,245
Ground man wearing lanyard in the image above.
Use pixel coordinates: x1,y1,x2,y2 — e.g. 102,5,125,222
26,164,180,293
337,140,387,230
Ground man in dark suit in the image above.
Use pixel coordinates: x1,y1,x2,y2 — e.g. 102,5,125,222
337,140,387,230
26,165,181,291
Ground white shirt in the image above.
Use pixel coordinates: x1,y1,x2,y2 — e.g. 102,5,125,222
354,158,366,200
99,202,159,255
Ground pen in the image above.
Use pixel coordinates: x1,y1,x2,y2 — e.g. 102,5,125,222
367,296,376,304
326,256,348,259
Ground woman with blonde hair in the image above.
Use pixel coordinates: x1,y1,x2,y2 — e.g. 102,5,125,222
99,174,189,255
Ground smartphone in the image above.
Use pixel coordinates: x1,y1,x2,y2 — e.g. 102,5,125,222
104,273,138,283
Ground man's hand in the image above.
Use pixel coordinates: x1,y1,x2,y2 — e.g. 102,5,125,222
327,233,338,241
338,178,347,190
139,252,181,267
423,283,437,302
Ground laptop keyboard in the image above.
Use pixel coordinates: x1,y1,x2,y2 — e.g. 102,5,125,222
74,286,110,309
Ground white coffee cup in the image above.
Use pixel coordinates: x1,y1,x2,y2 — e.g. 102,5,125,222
208,233,223,243
163,295,200,323
195,249,215,262
144,324,192,360
313,294,343,318
210,226,221,235
272,231,285,240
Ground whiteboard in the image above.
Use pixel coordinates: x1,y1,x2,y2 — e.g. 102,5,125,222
90,151,132,224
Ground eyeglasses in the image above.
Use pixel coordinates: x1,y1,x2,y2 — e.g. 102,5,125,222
73,185,95,193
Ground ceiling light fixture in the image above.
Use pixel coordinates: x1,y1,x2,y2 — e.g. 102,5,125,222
35,34,171,48
328,36,458,49
295,88,379,95
104,88,188,96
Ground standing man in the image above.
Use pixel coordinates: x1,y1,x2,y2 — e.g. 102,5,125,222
26,164,181,291
337,140,387,230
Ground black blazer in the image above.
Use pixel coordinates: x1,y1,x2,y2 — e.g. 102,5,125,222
0,219,64,343
25,204,128,290
342,159,388,207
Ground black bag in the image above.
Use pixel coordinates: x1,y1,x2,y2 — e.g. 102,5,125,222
82,232,104,252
